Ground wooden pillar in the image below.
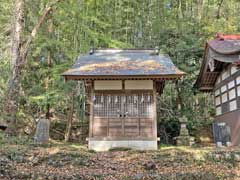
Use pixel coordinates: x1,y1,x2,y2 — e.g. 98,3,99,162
153,81,158,139
85,80,94,138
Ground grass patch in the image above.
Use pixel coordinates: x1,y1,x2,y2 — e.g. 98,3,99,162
109,147,132,152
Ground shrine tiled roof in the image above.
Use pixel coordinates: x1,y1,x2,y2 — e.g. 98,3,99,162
62,49,185,80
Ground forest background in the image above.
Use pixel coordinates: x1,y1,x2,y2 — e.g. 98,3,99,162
0,0,240,144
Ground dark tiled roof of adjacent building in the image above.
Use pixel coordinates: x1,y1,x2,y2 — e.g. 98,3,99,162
208,39,240,55
195,33,240,91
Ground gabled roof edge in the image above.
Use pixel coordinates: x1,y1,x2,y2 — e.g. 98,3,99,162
194,43,209,90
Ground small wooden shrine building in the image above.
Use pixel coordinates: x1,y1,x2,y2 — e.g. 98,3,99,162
63,49,185,151
195,33,240,146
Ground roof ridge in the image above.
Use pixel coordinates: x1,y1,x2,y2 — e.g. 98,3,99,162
94,49,155,54
216,33,240,40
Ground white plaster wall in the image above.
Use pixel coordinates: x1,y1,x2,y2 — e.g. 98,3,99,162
94,80,122,90
89,140,158,151
125,80,153,90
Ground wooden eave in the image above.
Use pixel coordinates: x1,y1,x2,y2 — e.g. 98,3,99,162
194,44,209,90
63,74,186,81
195,44,229,91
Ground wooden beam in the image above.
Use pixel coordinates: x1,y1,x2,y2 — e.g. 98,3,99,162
199,86,213,91
64,74,185,81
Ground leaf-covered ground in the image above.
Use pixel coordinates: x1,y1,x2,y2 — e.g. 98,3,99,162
1,134,240,180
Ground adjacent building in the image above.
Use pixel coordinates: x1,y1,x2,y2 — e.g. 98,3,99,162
195,33,240,146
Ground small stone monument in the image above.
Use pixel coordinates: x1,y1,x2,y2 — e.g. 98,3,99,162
34,118,50,143
175,116,195,146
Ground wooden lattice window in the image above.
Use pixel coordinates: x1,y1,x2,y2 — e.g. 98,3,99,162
93,93,153,118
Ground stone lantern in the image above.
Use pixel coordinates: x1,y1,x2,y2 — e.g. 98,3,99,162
176,116,195,146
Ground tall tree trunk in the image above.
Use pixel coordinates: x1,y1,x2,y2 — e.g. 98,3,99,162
5,0,64,135
45,17,53,119
175,81,183,111
65,91,75,142
6,0,24,135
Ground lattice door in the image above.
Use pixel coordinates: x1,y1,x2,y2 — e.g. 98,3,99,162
93,93,154,137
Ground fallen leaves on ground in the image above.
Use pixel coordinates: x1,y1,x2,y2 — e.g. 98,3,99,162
1,140,240,180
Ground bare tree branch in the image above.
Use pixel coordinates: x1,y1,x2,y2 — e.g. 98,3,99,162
21,0,64,63
216,0,224,19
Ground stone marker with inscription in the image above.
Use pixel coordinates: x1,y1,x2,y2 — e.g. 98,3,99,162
34,118,50,143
